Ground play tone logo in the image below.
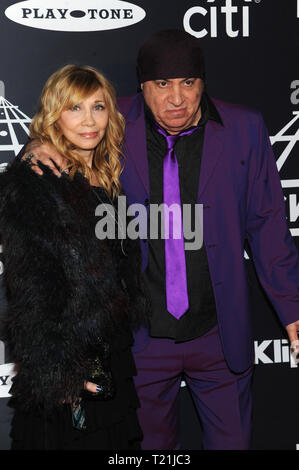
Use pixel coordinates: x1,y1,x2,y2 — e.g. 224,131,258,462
0,363,15,398
5,0,146,32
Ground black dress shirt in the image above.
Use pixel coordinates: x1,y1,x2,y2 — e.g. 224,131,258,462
143,93,222,341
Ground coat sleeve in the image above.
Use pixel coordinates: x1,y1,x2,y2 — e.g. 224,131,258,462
0,162,91,410
245,115,299,327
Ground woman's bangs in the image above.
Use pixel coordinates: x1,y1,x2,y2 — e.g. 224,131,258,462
62,75,102,110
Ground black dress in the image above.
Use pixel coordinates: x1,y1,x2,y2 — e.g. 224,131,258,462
9,329,142,450
8,186,144,450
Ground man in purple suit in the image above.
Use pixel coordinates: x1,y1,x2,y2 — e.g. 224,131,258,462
22,30,299,450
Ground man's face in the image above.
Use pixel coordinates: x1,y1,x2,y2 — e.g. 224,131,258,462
142,78,204,134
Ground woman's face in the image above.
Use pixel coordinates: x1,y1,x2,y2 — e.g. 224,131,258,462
57,88,109,159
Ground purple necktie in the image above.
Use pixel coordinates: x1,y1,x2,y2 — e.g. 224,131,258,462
155,124,198,319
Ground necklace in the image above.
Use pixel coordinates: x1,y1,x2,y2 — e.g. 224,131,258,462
92,187,127,256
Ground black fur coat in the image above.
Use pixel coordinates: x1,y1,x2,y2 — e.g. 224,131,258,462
0,160,149,410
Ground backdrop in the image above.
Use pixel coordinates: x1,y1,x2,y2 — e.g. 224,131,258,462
0,0,298,450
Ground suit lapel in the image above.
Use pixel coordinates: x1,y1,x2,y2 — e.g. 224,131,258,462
123,95,150,195
123,94,225,200
198,119,225,199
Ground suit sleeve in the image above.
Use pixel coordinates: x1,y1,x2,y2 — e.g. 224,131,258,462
245,115,299,327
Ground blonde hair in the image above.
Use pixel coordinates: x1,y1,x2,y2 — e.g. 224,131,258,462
30,64,125,197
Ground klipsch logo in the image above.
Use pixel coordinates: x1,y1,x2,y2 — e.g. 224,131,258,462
254,338,298,368
5,0,146,32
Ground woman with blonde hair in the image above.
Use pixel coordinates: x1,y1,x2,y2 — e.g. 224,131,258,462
0,65,149,450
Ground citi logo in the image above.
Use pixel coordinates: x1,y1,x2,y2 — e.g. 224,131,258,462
184,0,257,38
5,0,146,32
254,339,298,368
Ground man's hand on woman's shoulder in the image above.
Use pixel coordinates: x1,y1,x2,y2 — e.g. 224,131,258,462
22,140,67,177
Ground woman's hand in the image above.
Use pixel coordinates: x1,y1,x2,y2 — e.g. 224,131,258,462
60,381,101,404
84,381,102,394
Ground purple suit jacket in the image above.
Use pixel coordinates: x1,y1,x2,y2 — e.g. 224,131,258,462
117,93,299,373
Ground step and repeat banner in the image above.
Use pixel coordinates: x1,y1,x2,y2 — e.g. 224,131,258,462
0,0,298,450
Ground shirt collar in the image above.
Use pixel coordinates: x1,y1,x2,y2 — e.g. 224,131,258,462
200,93,223,126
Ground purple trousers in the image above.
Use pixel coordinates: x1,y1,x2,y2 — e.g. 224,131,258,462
133,325,253,450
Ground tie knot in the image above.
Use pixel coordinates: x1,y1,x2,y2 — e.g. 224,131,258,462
155,124,198,150
165,134,180,150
